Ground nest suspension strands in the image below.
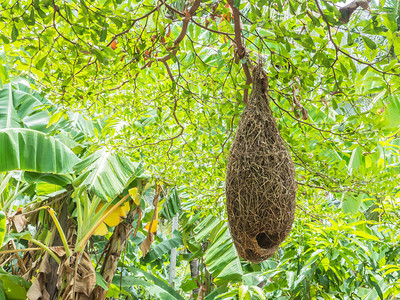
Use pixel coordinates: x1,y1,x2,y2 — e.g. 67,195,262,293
225,62,297,263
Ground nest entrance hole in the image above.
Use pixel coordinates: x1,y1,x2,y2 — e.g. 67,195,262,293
256,232,278,249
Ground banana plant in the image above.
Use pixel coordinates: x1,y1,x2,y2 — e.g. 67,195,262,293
0,82,148,299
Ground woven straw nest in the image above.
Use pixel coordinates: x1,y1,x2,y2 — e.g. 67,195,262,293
225,62,297,263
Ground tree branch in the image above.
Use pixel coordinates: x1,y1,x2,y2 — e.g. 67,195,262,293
315,0,397,76
339,0,370,24
163,61,175,82
107,4,163,47
164,2,234,39
157,0,201,63
226,0,252,103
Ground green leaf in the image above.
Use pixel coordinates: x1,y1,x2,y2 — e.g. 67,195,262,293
35,182,64,195
129,268,184,300
180,278,198,292
0,85,24,129
0,62,9,89
362,36,376,50
73,149,139,200
142,236,182,264
92,49,106,64
0,212,6,247
0,34,9,44
348,146,362,172
28,9,35,25
352,230,380,242
47,111,64,128
195,219,243,285
11,25,19,42
381,14,397,32
3,232,32,245
0,269,30,300
95,272,108,290
0,83,53,131
23,172,73,186
394,36,400,58
159,188,181,220
0,173,11,196
380,265,400,276
213,258,243,284
35,55,47,70
369,277,383,300
205,286,230,300
342,193,363,215
99,27,107,42
194,215,219,241
114,270,184,300
0,128,80,174
0,286,5,300
383,95,400,128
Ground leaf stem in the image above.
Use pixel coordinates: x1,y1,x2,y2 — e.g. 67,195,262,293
45,206,72,258
75,193,130,252
29,238,61,264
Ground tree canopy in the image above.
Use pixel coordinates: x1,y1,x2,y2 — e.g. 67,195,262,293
1,0,400,298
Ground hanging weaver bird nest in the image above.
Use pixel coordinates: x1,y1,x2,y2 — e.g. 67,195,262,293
225,62,297,263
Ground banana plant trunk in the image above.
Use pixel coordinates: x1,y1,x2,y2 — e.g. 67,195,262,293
90,215,134,299
90,181,146,299
47,203,69,299
26,192,72,300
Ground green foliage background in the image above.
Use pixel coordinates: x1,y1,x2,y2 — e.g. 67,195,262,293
0,0,400,298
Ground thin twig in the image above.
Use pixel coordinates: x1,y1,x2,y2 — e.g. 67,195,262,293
129,96,185,149
314,0,398,76
163,61,175,82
